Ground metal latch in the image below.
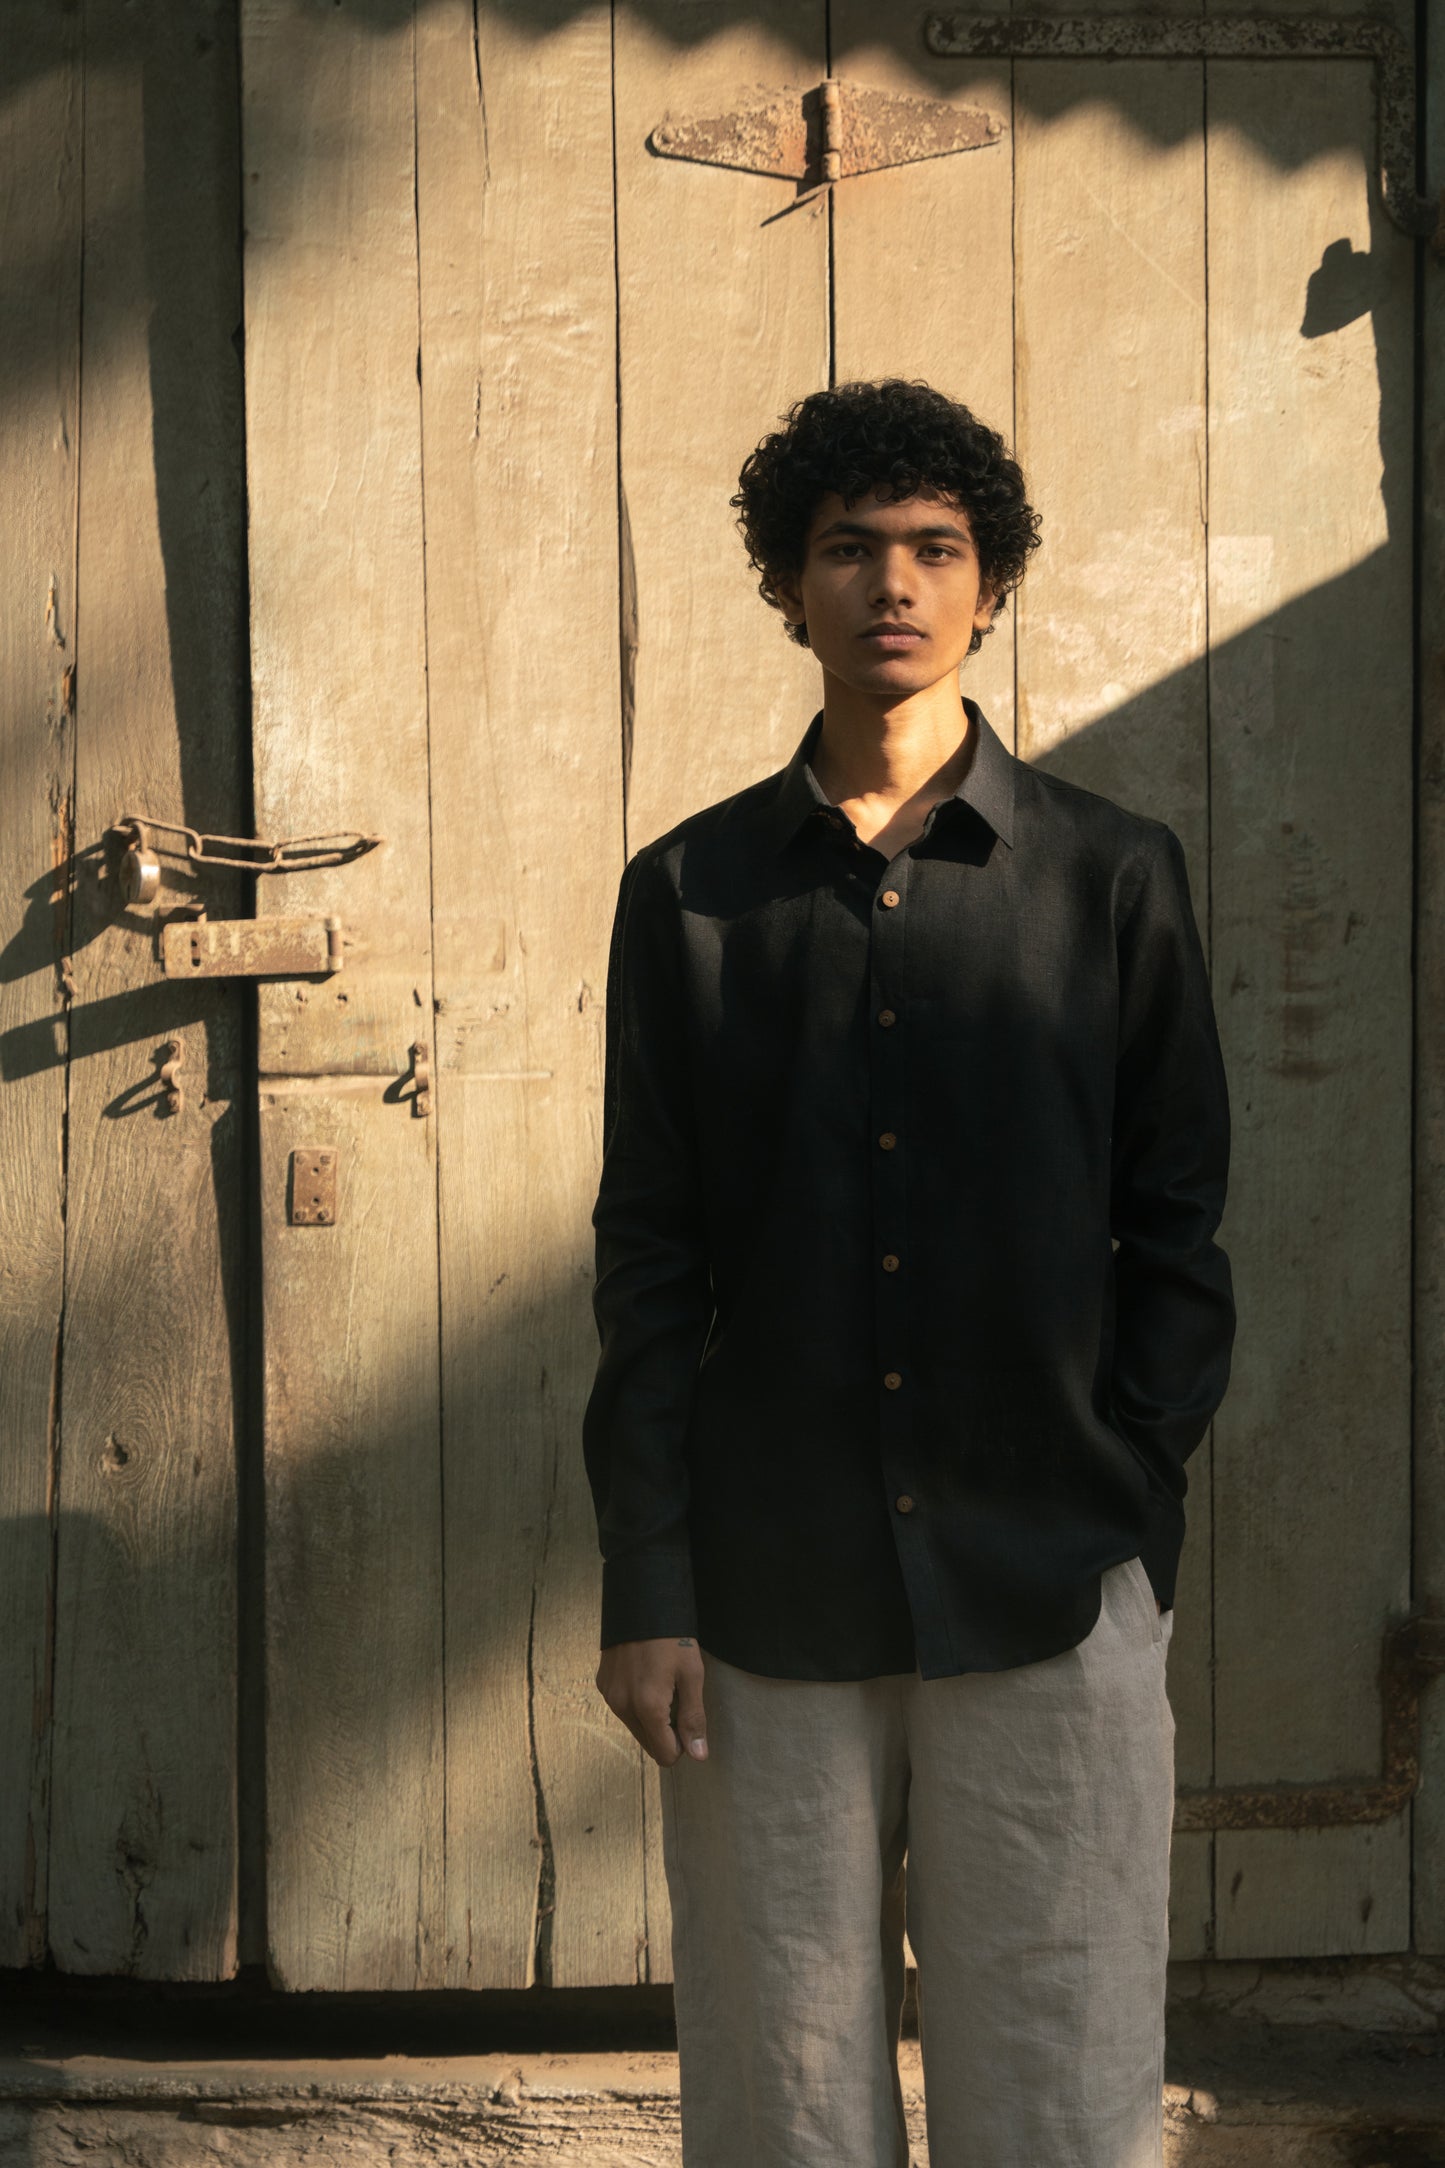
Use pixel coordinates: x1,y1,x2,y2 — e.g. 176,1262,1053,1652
651,77,1003,203
159,913,345,979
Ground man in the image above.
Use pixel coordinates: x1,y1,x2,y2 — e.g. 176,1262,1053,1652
583,378,1234,2167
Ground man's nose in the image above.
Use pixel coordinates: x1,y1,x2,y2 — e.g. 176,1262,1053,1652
870,548,915,605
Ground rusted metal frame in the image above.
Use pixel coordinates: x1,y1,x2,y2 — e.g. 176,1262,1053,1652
1172,1617,1445,1831
924,14,1442,245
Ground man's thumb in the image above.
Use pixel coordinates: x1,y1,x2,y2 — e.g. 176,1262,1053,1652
675,1684,708,1760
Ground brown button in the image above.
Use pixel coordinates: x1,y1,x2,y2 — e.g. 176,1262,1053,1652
882,1253,900,1273
896,1494,915,1513
878,1131,897,1151
878,1008,897,1027
880,889,901,909
884,1370,903,1390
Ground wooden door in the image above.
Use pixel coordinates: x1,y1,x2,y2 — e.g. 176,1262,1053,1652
240,0,1420,1982
5,0,1430,1988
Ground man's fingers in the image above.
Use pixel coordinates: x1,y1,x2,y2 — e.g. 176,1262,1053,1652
634,1699,683,1767
593,1639,708,1768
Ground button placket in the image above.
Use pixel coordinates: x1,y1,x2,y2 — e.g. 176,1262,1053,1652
869,851,914,1530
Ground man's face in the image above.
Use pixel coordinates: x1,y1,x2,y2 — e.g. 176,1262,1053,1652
776,488,995,698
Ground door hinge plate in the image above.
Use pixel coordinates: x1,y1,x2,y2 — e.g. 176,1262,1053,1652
651,78,1003,192
289,1146,338,1226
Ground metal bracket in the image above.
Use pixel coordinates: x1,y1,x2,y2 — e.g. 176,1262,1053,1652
406,1039,433,1119
1173,1615,1445,1833
289,1146,339,1226
651,77,1004,201
159,913,344,979
924,14,1443,247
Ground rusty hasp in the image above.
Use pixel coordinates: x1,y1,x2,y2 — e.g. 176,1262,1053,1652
650,78,1003,197
1173,1616,1445,1832
159,913,344,979
923,14,1443,246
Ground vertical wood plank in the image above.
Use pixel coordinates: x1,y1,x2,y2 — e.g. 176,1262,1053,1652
1206,44,1414,1956
616,2,827,858
1412,3,1445,1953
243,0,444,1989
828,16,1016,743
48,0,246,1977
1011,43,1213,1956
613,0,829,1982
414,0,626,1989
0,0,81,1970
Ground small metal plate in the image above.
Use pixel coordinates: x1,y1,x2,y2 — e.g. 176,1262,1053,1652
160,916,335,978
289,1147,338,1226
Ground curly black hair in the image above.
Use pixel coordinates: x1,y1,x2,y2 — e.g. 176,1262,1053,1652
731,379,1042,656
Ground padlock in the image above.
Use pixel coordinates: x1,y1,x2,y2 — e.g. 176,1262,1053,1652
120,826,162,906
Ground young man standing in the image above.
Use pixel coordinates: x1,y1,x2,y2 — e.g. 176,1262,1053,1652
583,379,1234,2167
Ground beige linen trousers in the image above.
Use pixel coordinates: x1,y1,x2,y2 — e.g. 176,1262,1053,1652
660,1556,1176,2168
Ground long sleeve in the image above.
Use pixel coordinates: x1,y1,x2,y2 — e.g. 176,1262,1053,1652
1109,823,1236,1604
582,849,714,1647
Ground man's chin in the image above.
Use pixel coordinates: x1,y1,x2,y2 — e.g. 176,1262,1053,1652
826,653,964,700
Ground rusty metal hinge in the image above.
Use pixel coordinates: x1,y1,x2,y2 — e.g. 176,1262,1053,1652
1172,1615,1445,1833
650,77,1004,205
924,14,1443,248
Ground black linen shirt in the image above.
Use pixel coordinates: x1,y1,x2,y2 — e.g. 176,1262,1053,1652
582,699,1235,1681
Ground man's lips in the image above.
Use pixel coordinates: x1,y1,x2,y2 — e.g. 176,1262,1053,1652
860,623,926,649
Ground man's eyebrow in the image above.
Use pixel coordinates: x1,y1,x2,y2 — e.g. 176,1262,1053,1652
811,517,974,543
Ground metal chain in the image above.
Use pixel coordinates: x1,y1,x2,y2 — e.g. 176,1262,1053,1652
117,815,385,874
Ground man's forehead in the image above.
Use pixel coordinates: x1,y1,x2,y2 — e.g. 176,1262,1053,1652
806,489,975,541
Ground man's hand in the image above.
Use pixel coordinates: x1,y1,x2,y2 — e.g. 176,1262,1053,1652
596,1637,708,1767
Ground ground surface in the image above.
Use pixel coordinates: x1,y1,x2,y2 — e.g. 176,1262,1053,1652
4,2011,1445,2165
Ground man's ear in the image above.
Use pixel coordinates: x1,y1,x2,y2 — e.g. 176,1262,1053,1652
774,572,806,630
973,583,998,630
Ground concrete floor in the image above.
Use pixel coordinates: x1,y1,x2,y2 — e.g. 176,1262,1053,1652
3,1974,1445,2165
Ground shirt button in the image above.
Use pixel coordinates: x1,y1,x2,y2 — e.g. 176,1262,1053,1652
882,1253,900,1272
884,1370,903,1390
878,1008,897,1027
896,1494,915,1513
878,1131,897,1151
880,889,901,909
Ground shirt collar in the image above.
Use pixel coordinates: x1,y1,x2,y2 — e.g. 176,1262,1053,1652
759,697,1016,856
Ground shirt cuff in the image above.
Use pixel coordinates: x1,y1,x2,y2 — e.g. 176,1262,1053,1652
1136,1481,1187,1611
600,1546,698,1649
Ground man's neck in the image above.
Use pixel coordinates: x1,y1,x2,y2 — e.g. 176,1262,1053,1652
809,672,975,837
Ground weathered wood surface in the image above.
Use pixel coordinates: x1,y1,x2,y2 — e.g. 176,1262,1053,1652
46,0,246,1977
829,11,1016,742
0,0,1423,1985
1012,37,1215,1958
414,0,631,1989
0,0,81,1972
616,1,826,859
613,0,830,1981
1206,32,1414,1955
243,0,444,1989
1413,4,1445,1954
